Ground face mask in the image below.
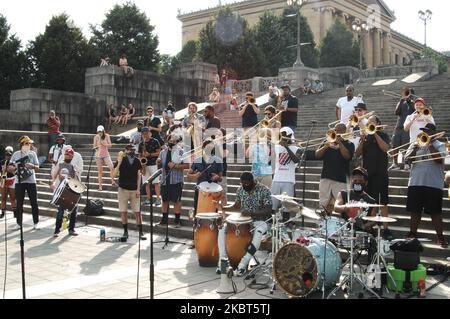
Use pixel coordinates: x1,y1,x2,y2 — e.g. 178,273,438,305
22,145,30,152
168,143,176,148
243,182,255,192
353,183,364,193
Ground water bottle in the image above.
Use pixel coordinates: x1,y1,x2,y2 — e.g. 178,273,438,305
62,213,68,230
100,228,106,242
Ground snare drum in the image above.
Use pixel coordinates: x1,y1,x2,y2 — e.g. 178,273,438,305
340,231,373,250
273,238,342,298
225,214,252,268
194,213,222,267
291,227,318,241
318,217,344,238
51,178,86,211
197,182,223,214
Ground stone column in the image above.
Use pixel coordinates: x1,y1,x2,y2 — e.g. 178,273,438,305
320,7,334,41
364,30,373,69
373,29,381,67
383,32,391,65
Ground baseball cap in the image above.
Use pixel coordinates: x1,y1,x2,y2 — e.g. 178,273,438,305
5,146,13,155
414,98,426,105
65,148,75,156
352,167,368,180
125,143,134,150
56,133,65,141
137,120,144,126
355,103,367,110
141,127,150,133
97,125,105,132
19,135,34,144
281,84,291,90
420,123,437,133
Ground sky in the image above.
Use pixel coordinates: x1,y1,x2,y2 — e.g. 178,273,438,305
0,0,449,55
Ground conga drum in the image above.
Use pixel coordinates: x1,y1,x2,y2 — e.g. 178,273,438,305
194,213,222,267
225,214,252,268
197,182,223,214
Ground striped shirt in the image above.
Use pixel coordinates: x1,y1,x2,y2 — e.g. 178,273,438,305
160,145,189,185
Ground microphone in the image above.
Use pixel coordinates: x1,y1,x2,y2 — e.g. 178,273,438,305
310,120,317,124
93,146,100,150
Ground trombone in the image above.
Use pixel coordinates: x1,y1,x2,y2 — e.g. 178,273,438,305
328,111,375,129
388,131,446,157
382,89,419,100
362,123,388,135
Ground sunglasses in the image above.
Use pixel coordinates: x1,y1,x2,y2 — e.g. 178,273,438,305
24,142,31,145
355,109,364,112
265,113,273,116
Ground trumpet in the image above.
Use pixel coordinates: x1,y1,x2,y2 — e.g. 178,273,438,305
363,124,388,135
248,97,256,104
348,111,375,127
118,151,124,159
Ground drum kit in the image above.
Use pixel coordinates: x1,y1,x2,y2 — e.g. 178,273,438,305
50,178,86,211
247,195,399,299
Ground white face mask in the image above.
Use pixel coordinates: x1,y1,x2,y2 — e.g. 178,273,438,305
22,145,31,152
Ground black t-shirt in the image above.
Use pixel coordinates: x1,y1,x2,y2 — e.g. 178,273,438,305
280,95,299,127
139,138,161,166
362,131,390,175
395,98,414,129
242,104,258,128
118,157,143,190
0,159,14,178
206,116,221,130
319,141,355,183
146,117,163,144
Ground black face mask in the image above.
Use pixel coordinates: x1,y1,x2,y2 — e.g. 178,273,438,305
168,143,176,148
64,159,72,164
243,182,255,193
353,183,365,194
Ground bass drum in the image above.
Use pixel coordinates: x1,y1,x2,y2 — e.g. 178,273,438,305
273,238,342,298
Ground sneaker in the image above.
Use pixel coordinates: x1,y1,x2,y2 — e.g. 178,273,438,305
174,219,181,228
154,199,162,206
69,230,79,237
406,232,417,239
437,238,449,249
216,267,221,275
123,231,129,239
158,218,168,226
388,164,400,171
383,229,394,240
53,232,60,238
403,164,411,171
11,224,21,231
139,233,147,241
143,199,152,206
33,223,40,230
0,211,5,219
234,268,247,277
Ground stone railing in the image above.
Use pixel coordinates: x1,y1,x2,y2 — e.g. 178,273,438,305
360,58,439,80
232,79,252,94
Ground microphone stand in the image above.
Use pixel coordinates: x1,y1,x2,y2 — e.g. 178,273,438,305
300,121,316,227
84,147,97,227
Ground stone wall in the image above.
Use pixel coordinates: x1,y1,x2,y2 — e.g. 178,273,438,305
85,65,214,116
360,58,439,80
4,89,106,134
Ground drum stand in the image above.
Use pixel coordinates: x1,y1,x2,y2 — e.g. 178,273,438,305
367,222,397,293
327,218,381,299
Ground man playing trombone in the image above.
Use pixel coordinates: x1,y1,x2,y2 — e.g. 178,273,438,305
390,87,415,171
355,115,393,239
404,98,435,144
404,124,448,248
316,124,355,214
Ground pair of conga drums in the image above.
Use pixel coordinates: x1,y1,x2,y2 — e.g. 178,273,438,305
194,213,252,268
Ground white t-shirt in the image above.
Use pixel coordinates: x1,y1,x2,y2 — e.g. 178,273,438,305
404,115,435,143
49,144,72,163
337,97,358,124
273,145,300,184
349,119,368,150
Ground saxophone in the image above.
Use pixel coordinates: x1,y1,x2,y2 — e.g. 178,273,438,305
0,159,9,188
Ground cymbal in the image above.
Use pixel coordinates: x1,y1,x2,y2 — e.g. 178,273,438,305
363,216,397,223
271,194,302,202
346,203,384,208
281,200,321,220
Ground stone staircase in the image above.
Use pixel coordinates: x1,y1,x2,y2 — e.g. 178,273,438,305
17,74,450,264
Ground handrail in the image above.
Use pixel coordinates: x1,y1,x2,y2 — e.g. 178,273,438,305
0,129,122,138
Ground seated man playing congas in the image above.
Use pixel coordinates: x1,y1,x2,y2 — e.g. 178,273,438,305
214,172,272,277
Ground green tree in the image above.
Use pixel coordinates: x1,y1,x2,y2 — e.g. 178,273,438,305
90,2,160,71
319,19,360,68
198,7,265,79
280,7,319,68
158,54,175,75
0,15,30,108
177,40,199,64
27,14,96,93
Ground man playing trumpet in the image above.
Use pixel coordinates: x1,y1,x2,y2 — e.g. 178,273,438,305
139,127,162,206
355,115,393,239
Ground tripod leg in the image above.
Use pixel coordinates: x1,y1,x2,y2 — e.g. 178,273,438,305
354,275,381,299
327,275,349,299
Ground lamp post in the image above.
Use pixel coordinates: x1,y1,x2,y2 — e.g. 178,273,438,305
287,0,308,68
352,19,369,71
418,10,432,49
